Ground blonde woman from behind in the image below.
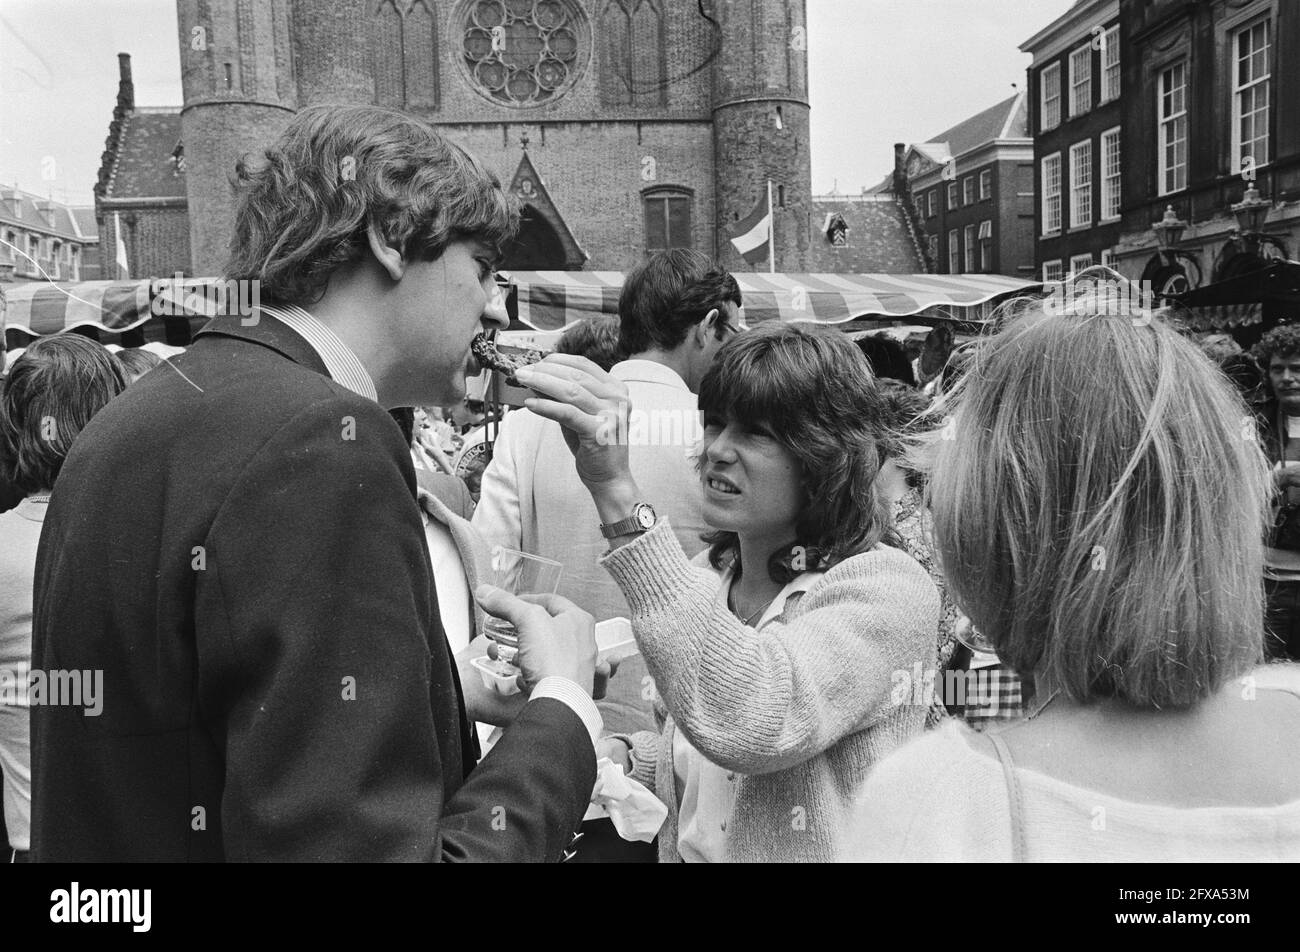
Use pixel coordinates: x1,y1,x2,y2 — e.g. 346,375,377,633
843,272,1300,862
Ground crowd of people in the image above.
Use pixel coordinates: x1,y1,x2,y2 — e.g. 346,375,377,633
1,104,1298,863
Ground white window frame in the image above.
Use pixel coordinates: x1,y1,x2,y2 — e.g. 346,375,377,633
1100,247,1115,270
1070,140,1093,228
1041,62,1061,131
1158,61,1188,196
1069,253,1094,275
978,220,993,272
948,229,959,274
947,182,957,210
1232,16,1271,174
964,224,976,274
1069,44,1093,118
1100,127,1121,221
979,169,992,201
1043,260,1064,282
1100,25,1121,103
927,190,936,217
963,176,974,206
1042,152,1062,234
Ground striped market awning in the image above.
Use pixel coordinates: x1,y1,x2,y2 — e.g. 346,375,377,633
3,278,217,349
3,272,1042,350
508,270,1040,331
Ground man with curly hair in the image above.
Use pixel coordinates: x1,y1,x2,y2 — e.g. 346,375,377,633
1253,323,1300,660
30,106,603,861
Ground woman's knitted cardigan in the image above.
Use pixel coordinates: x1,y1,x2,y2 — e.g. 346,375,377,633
602,520,940,862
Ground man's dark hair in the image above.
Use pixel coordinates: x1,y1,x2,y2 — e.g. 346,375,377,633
1253,324,1300,370
618,249,741,355
0,335,127,495
555,317,625,371
226,104,518,307
855,335,917,386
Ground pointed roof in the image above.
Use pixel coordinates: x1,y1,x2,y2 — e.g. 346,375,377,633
920,92,1028,163
0,188,96,240
101,109,186,201
507,151,588,270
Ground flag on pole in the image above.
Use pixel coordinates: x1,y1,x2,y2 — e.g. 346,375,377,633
113,212,130,279
729,186,772,268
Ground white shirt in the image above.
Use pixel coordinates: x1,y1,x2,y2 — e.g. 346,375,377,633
674,562,821,863
0,496,46,851
422,518,472,655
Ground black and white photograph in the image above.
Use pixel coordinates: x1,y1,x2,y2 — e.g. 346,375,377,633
0,0,1297,905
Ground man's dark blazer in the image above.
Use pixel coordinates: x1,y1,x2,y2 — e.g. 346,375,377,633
30,312,595,862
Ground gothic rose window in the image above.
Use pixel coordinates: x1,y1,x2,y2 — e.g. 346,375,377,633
461,0,587,106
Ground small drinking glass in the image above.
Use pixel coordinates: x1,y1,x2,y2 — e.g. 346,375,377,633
482,546,563,667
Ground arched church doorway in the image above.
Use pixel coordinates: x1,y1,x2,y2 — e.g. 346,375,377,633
501,205,567,271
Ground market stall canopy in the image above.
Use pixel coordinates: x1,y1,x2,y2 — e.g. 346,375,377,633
506,271,1041,331
3,272,1042,350
3,277,218,349
1169,260,1300,332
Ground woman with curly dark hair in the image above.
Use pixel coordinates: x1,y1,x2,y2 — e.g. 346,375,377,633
514,322,941,862
1253,323,1300,659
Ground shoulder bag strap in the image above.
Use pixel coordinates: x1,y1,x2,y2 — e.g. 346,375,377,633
987,732,1028,863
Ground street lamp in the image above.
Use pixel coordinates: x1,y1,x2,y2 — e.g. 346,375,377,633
1150,205,1202,293
1152,205,1186,251
1230,184,1287,258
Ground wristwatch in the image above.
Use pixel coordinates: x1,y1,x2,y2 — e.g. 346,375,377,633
599,502,658,539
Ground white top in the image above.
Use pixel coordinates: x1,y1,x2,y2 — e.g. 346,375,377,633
674,562,820,863
843,688,1300,862
422,517,472,655
0,496,46,850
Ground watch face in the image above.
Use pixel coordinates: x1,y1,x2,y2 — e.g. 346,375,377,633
635,504,657,529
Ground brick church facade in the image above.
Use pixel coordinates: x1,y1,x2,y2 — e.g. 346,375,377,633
177,0,818,275
97,1,920,279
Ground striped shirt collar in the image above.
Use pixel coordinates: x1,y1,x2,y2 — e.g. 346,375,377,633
258,303,378,403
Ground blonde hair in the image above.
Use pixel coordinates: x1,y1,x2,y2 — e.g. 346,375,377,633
928,270,1270,706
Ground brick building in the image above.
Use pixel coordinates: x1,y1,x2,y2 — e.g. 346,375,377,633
1107,0,1299,297
95,54,191,280
900,93,1036,279
168,0,823,276
0,189,98,284
1021,0,1123,281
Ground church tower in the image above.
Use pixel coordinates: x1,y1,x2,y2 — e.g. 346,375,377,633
178,0,375,274
711,0,811,271
178,0,296,274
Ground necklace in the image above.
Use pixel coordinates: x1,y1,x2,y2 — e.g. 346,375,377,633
729,587,773,627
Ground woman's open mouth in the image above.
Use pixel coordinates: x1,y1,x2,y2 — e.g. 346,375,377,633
706,475,741,495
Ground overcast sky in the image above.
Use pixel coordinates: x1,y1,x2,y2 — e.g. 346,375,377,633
0,0,1075,205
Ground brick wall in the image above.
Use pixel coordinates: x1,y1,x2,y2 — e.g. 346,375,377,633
443,120,716,271
100,207,193,279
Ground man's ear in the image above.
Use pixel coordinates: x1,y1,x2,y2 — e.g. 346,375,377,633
366,222,406,281
697,308,721,346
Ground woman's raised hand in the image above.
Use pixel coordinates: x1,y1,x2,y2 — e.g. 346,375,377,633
514,354,634,492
